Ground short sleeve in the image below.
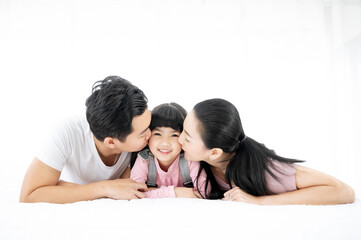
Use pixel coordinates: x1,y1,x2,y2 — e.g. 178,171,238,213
265,161,297,194
130,154,149,184
36,120,73,172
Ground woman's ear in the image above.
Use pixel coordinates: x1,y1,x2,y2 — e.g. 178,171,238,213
209,148,223,161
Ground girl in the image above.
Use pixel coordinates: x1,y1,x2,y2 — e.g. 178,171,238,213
131,103,206,198
178,98,355,204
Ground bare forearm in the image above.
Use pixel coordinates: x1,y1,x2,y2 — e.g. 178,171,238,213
258,184,355,205
20,159,147,203
174,187,201,198
224,165,355,205
21,181,107,204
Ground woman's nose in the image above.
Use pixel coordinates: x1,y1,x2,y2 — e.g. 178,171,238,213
178,131,184,145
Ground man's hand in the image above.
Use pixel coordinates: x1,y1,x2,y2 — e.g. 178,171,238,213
103,178,148,200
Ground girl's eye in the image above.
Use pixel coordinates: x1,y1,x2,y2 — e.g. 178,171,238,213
171,134,179,138
154,133,161,136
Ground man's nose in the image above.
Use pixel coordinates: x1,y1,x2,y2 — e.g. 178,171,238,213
145,129,151,140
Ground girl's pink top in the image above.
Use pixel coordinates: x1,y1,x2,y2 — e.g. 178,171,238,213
130,154,207,198
215,161,297,194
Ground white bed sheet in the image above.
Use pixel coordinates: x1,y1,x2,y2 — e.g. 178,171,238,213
1,192,361,240
1,170,360,240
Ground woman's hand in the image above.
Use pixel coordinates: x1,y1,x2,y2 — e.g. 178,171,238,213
223,186,260,204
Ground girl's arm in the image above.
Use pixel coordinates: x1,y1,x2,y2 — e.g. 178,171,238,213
144,160,206,199
224,165,355,205
130,156,148,183
173,160,207,199
174,187,202,198
130,156,178,198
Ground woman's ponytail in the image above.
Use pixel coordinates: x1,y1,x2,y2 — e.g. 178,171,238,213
226,135,303,196
226,135,270,196
192,98,303,198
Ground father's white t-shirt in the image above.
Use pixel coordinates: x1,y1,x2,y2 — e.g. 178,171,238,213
36,114,130,185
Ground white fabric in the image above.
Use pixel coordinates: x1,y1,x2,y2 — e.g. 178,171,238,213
0,197,360,240
36,115,130,185
0,1,360,239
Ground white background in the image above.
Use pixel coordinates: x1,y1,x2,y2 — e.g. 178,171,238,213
0,0,360,199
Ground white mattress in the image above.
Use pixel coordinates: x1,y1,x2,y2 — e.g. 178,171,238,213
1,180,361,240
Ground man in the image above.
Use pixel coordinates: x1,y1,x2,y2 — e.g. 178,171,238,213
20,76,151,203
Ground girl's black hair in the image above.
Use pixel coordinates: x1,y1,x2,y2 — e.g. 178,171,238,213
194,98,303,199
148,103,205,193
149,103,187,132
130,102,187,169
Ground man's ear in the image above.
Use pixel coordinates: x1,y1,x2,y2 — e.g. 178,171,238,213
103,137,117,149
209,148,223,161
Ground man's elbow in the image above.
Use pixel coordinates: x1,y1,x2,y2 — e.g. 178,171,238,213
19,192,32,203
19,195,29,203
19,189,37,203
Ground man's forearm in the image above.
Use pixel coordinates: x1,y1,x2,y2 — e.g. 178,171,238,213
21,181,108,204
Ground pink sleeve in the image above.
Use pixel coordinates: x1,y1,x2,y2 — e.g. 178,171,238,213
188,160,208,198
130,155,148,184
131,155,177,198
145,186,176,198
265,161,297,194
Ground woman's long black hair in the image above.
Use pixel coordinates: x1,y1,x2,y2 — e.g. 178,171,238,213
194,98,303,199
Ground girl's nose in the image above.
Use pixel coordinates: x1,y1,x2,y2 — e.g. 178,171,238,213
160,137,171,146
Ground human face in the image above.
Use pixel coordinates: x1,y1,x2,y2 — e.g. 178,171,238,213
149,127,182,166
117,109,152,152
178,110,211,162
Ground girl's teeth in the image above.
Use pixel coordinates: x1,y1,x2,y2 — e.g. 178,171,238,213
159,149,170,153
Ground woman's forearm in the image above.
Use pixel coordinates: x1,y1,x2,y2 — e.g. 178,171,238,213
258,182,355,205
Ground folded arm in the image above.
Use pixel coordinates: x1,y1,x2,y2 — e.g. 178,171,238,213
224,165,355,205
20,158,147,204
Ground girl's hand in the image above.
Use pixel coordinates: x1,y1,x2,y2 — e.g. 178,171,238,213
223,186,260,204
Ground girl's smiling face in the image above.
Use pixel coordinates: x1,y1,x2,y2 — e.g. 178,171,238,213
148,127,182,167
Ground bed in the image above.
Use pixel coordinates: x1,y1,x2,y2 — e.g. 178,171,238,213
1,179,360,240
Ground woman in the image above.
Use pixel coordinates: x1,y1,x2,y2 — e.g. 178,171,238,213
178,98,355,205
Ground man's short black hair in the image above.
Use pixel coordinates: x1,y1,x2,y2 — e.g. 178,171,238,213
85,76,148,142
